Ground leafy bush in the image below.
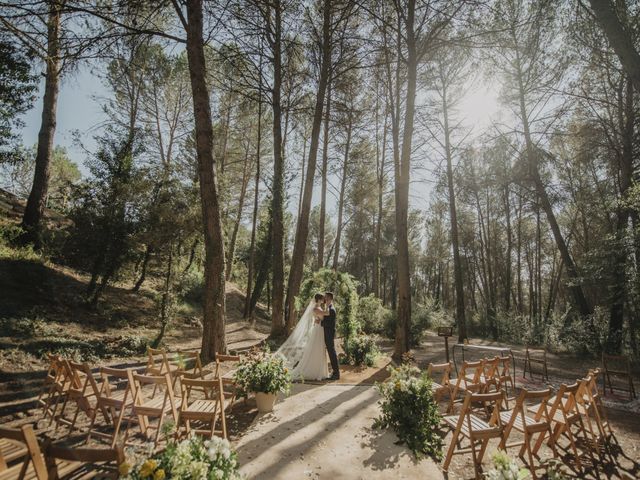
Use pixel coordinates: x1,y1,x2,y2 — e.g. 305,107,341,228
121,435,243,480
233,349,291,396
382,298,451,346
298,268,359,341
343,334,378,366
357,294,389,335
0,317,44,337
373,364,443,459
485,450,530,480
178,270,205,305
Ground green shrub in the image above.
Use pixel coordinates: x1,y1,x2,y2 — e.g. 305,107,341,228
0,317,43,337
233,349,292,396
343,334,378,366
382,298,451,346
373,364,443,459
179,270,205,305
485,450,530,479
357,294,389,335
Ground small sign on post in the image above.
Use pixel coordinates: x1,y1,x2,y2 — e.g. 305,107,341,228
438,326,454,363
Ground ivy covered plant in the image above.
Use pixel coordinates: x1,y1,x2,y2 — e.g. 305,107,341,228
233,348,291,397
373,364,443,459
120,435,243,480
297,268,359,342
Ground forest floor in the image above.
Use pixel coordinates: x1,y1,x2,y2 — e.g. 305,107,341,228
1,248,639,478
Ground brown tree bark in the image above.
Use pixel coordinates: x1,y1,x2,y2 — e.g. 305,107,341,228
184,0,226,362
270,0,286,337
332,112,352,270
245,84,262,319
285,0,332,330
441,83,467,342
225,145,251,280
21,0,63,248
393,0,417,359
374,97,387,299
588,0,640,93
318,82,331,270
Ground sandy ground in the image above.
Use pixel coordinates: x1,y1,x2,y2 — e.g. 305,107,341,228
235,383,443,480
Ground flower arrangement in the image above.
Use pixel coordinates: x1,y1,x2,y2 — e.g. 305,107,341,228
485,450,530,480
233,348,291,397
119,436,243,480
373,364,443,459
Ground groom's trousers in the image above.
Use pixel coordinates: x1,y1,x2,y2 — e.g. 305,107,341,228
323,326,340,375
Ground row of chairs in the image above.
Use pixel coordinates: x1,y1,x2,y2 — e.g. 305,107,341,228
35,350,242,449
426,360,616,479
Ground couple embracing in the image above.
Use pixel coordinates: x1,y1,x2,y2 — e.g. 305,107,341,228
276,292,340,381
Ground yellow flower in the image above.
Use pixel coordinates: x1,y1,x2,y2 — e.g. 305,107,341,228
140,459,158,478
118,462,131,476
153,469,166,480
394,381,402,390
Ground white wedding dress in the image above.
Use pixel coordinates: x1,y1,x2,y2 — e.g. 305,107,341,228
275,301,329,381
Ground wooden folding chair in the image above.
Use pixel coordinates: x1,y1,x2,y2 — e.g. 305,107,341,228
497,356,515,394
86,367,135,448
0,424,48,480
44,443,124,480
123,372,181,449
55,361,108,435
177,377,227,440
442,390,508,479
426,362,452,404
532,382,590,471
499,388,558,479
602,353,636,400
577,370,616,457
215,354,241,408
448,360,485,413
0,436,27,470
523,346,549,382
145,347,183,397
38,356,74,425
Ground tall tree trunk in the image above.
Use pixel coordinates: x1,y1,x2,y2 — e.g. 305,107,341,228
245,86,262,319
154,244,174,347
514,49,592,318
503,184,512,311
607,77,634,352
270,0,286,337
225,147,251,280
21,0,63,248
332,116,352,270
318,82,331,270
285,0,332,330
442,83,467,342
184,0,226,362
374,95,387,299
393,0,416,359
588,0,640,92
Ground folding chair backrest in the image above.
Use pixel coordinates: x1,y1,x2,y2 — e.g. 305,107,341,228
214,354,241,377
98,367,131,400
427,362,451,386
498,356,511,377
0,425,47,479
460,359,484,384
132,372,174,405
172,350,203,377
68,361,100,396
181,377,224,404
518,388,553,422
549,382,580,420
146,347,169,375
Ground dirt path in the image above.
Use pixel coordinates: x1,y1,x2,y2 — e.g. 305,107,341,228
236,383,443,480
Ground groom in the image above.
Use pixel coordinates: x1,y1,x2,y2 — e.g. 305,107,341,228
321,292,340,380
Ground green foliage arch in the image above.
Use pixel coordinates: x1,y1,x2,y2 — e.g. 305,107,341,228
297,268,359,341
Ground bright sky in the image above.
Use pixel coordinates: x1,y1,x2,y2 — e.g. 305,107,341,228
20,66,505,214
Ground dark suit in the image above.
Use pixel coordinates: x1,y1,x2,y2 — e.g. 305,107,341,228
321,304,339,376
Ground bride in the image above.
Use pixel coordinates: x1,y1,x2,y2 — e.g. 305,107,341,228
275,293,329,381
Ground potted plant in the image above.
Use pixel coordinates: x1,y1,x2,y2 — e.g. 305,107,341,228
233,349,291,413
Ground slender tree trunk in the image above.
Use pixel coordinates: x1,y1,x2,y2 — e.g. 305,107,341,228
607,77,634,352
588,0,640,93
132,245,152,292
184,0,226,361
225,147,251,280
245,87,262,318
318,82,331,270
285,0,332,330
21,0,63,247
333,116,352,270
154,244,174,347
504,184,512,311
442,83,467,342
393,0,416,359
374,97,387,299
270,0,286,337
